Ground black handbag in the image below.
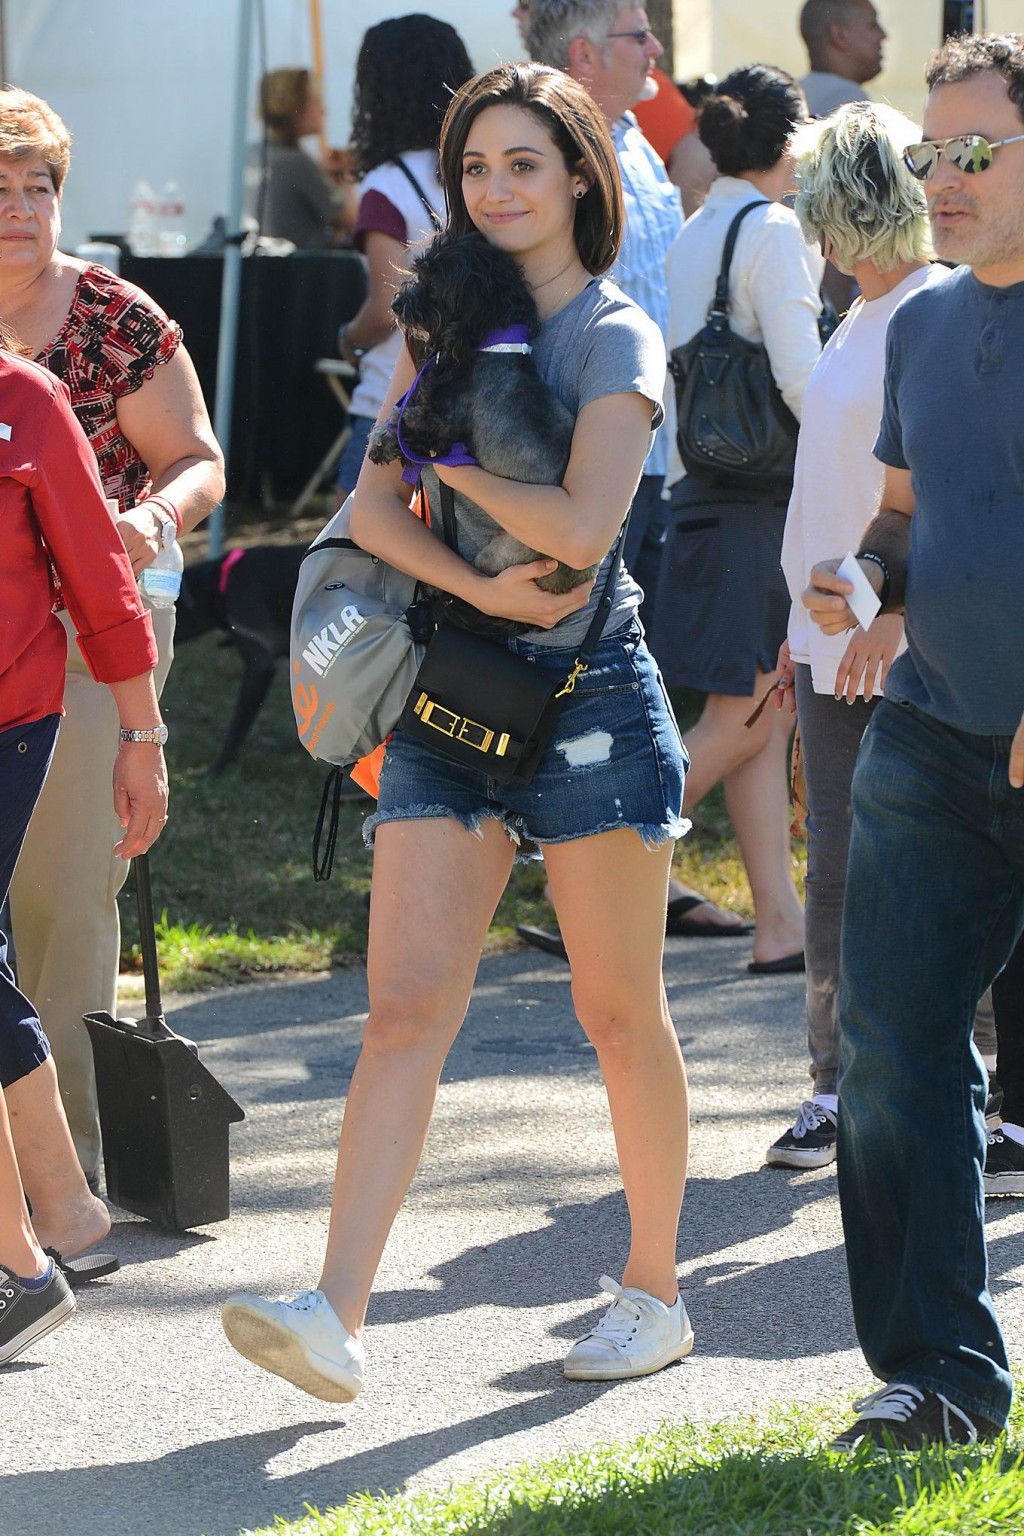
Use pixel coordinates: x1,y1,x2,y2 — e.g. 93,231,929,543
398,482,627,784
668,200,801,496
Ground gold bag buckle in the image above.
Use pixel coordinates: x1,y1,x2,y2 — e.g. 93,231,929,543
413,694,509,756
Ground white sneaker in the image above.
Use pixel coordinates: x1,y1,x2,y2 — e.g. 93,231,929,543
563,1274,694,1381
221,1288,364,1403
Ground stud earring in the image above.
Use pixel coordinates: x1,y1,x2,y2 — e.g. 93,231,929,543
574,187,585,199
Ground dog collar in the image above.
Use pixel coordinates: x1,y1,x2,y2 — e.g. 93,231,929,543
475,325,531,355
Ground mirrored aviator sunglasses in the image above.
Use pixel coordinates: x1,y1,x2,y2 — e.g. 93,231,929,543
903,132,1024,179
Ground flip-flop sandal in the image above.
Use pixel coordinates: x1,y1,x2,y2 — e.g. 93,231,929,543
666,895,755,937
516,924,569,962
44,1246,120,1287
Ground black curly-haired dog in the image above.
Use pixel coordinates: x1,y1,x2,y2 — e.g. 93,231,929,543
367,231,595,628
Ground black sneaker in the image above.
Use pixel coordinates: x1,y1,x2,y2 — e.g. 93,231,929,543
765,1100,838,1169
830,1383,1002,1452
984,1128,1024,1197
985,1072,1004,1130
0,1260,76,1366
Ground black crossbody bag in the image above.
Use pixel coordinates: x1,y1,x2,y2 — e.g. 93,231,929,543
398,482,627,785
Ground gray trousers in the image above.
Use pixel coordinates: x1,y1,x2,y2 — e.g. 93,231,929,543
795,664,995,1094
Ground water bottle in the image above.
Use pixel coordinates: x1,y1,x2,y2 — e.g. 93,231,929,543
156,180,187,256
128,180,158,256
140,533,184,608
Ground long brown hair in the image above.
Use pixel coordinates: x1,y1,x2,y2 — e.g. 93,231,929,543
438,63,623,275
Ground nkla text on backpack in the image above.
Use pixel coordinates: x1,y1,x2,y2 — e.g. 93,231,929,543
290,493,432,771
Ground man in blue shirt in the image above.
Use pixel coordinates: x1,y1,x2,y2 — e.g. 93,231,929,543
805,33,1024,1451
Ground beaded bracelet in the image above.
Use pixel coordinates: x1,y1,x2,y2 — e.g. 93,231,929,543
857,550,890,610
145,492,183,535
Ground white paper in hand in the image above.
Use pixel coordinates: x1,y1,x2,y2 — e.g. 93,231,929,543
837,551,882,633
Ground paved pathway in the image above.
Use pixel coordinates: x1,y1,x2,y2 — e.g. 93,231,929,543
3,936,1023,1536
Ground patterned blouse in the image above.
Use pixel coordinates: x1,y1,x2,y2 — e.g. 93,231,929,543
36,263,182,512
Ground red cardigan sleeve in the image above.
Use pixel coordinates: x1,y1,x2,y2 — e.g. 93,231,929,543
30,383,157,682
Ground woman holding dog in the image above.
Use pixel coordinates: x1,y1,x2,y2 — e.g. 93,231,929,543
0,88,223,1247
224,63,693,1401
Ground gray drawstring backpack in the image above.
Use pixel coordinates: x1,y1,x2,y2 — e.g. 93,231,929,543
290,495,432,871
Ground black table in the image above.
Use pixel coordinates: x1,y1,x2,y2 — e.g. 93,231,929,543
121,252,366,501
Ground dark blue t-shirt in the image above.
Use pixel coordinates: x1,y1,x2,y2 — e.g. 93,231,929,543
874,266,1024,735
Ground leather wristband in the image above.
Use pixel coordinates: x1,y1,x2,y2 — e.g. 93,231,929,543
857,551,890,611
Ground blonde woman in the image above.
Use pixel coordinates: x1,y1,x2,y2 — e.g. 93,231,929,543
768,100,944,1167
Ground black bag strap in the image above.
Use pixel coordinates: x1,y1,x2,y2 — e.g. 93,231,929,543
390,157,444,232
313,766,345,882
438,480,628,666
710,200,771,317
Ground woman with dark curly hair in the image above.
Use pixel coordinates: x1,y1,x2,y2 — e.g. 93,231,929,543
336,14,474,496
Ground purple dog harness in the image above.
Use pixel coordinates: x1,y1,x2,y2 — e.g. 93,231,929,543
395,325,532,486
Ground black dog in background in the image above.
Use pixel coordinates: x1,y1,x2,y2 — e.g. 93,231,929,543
175,545,306,775
368,231,595,632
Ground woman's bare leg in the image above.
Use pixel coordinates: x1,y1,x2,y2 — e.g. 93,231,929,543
723,709,805,965
317,816,516,1335
681,672,777,812
5,1057,110,1257
545,831,686,1303
0,1086,46,1279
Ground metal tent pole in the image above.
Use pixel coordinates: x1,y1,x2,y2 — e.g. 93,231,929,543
208,0,256,559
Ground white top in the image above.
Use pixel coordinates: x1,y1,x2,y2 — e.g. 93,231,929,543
781,263,949,693
664,176,824,486
348,150,445,423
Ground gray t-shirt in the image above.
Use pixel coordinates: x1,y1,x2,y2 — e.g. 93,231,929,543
874,266,1024,735
245,142,341,249
420,276,666,651
799,71,870,118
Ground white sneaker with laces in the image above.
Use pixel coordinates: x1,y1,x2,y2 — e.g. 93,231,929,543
563,1274,694,1381
221,1288,363,1402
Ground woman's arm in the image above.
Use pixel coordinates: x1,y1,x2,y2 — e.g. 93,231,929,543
107,671,169,859
748,219,824,421
350,348,593,630
114,346,225,573
433,390,656,571
339,231,406,360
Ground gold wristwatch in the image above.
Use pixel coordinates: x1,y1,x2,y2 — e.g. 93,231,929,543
119,725,169,745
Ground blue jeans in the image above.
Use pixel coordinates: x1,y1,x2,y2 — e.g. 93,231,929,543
838,698,1024,1426
0,714,59,1087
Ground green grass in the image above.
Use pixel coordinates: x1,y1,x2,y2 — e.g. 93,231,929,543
130,615,800,990
244,1396,1024,1536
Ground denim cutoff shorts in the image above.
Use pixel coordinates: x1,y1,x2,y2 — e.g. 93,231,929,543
364,620,690,859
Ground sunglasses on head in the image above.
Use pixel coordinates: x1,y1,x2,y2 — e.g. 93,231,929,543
902,132,1024,180
606,27,654,44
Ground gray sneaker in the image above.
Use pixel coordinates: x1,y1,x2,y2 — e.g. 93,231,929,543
0,1260,76,1366
563,1274,694,1381
221,1288,364,1402
765,1100,838,1169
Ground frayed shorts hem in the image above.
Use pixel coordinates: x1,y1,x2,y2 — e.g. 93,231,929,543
363,803,690,860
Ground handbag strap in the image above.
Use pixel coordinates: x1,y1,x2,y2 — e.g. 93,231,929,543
390,157,444,233
438,479,628,666
710,199,771,317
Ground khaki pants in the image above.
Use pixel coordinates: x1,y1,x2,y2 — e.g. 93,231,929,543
10,605,175,1181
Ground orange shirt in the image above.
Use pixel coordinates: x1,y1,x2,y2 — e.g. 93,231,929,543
633,68,696,165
